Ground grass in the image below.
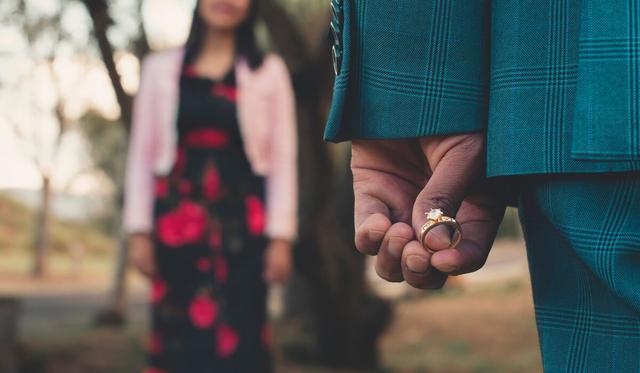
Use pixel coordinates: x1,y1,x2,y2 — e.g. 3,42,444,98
0,193,116,278
380,281,541,373
0,250,114,279
0,192,116,256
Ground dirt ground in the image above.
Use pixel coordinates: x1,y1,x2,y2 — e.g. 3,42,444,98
2,240,542,373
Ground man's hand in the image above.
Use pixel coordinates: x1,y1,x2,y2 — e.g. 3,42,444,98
351,134,505,289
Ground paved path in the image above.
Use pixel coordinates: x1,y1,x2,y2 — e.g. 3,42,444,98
0,273,150,339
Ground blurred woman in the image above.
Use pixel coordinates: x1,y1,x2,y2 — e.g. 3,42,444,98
123,0,297,371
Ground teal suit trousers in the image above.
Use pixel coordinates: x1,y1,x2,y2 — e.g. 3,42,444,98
520,174,640,372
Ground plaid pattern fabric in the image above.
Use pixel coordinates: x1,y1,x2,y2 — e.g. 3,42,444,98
325,0,640,177
519,174,640,372
325,0,490,142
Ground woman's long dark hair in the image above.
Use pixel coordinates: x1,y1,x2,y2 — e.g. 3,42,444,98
183,0,263,70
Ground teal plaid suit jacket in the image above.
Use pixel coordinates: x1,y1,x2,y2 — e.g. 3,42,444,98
325,0,640,177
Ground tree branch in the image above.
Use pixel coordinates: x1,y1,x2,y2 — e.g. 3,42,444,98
82,0,133,128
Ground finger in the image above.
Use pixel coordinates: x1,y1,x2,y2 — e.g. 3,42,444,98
352,140,424,255
352,141,392,255
281,269,292,283
138,262,155,279
354,212,391,256
401,240,447,289
431,190,505,275
145,265,157,279
375,222,413,282
413,135,485,251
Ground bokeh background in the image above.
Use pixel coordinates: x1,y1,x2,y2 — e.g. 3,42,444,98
0,1,541,372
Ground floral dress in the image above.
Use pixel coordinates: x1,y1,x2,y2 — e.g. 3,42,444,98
145,64,272,373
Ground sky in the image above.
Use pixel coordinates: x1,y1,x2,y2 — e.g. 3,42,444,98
0,0,193,194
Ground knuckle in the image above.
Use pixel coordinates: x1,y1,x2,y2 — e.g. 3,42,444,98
458,133,485,154
375,268,396,282
426,193,457,215
375,263,403,282
354,238,377,256
409,273,447,290
421,281,446,290
466,258,488,273
450,134,485,165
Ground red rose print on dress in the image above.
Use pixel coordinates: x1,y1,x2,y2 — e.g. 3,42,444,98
157,200,207,247
185,128,230,148
261,323,272,347
178,180,193,195
203,165,222,201
209,227,222,251
188,294,218,329
196,257,211,272
213,257,228,283
183,64,198,78
245,195,266,236
154,177,169,198
174,147,187,176
148,332,164,354
216,324,240,358
212,84,237,102
151,278,167,304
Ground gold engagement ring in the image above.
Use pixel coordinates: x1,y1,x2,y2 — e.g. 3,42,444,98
419,208,462,252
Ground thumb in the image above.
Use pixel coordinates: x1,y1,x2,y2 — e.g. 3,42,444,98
412,135,484,252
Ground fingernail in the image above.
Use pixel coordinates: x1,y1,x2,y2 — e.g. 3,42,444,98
368,229,384,243
440,235,452,247
406,255,429,273
438,263,459,273
388,238,403,259
425,228,452,252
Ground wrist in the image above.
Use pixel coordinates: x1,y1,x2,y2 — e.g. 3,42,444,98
129,232,151,242
269,238,293,250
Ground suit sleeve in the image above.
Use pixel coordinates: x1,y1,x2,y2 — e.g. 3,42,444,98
324,0,490,142
123,57,157,234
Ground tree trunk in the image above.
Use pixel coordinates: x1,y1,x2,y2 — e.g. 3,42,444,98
94,191,128,326
32,174,52,278
94,237,128,326
83,0,133,128
260,2,393,368
83,0,141,325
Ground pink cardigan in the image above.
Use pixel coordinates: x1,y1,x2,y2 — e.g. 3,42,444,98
123,48,298,240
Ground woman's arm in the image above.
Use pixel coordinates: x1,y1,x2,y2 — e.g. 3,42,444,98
264,55,298,242
123,56,158,235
